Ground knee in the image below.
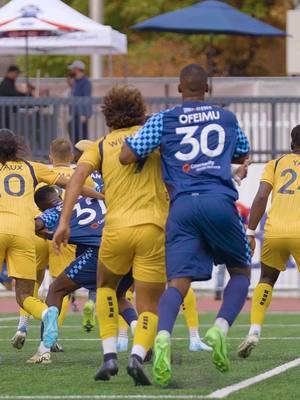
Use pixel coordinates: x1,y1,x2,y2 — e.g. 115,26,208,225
169,278,191,299
229,266,251,281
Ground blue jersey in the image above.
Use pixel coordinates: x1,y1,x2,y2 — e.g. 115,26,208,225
126,101,250,202
36,197,106,247
91,171,103,193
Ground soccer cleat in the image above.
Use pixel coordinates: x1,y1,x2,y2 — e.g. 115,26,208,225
117,336,129,352
144,349,153,363
238,334,259,358
189,338,213,352
82,300,95,332
26,351,51,364
152,333,172,387
205,326,229,373
11,326,27,350
127,355,152,386
42,306,59,349
94,359,119,381
51,342,64,353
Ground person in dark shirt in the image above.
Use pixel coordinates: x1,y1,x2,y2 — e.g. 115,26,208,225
68,60,92,142
0,65,32,129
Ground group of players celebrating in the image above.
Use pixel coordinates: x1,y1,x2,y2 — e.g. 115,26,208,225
0,63,299,387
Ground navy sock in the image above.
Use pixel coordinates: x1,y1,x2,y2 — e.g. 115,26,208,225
217,274,250,326
40,322,44,342
104,352,117,362
121,307,138,326
88,289,96,303
157,287,183,334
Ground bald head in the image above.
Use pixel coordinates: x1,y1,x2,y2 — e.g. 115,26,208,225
178,64,208,100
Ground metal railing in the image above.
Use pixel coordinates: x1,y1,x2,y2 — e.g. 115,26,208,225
0,96,299,161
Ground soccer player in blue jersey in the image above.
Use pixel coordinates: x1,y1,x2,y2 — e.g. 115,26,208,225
120,64,251,386
28,185,137,363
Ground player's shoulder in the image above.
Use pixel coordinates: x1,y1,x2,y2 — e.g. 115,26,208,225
215,106,238,123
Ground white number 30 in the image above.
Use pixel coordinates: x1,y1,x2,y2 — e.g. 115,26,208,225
175,123,225,161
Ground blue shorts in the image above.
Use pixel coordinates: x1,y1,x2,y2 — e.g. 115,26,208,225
166,194,251,282
65,245,99,291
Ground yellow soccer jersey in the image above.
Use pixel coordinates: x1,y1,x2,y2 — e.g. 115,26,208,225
0,161,59,238
262,153,300,237
79,126,169,229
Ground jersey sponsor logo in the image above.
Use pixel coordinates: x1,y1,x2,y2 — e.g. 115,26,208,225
182,160,221,173
0,164,23,172
182,163,191,173
179,111,220,125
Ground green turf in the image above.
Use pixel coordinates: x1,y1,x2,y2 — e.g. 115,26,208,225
0,312,300,399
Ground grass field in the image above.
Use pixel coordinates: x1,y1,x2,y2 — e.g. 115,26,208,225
0,312,300,400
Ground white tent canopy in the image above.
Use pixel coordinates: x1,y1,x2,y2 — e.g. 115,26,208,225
0,0,127,55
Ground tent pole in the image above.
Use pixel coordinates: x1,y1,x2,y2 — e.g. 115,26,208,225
207,35,214,96
25,31,29,92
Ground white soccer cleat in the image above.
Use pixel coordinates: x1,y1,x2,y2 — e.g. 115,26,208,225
11,328,27,350
189,338,213,352
117,336,129,352
238,334,259,358
26,351,51,364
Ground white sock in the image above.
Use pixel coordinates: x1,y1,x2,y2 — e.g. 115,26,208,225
18,316,29,331
131,344,146,360
215,317,229,336
158,330,171,338
189,328,200,341
102,337,117,354
130,320,137,335
118,328,128,339
249,324,261,337
38,341,50,354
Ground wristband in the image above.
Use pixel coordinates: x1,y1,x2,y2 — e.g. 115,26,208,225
246,228,256,237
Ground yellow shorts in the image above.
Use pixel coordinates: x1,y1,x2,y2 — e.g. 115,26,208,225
0,233,36,280
261,237,300,271
100,224,166,284
35,236,49,272
48,241,76,278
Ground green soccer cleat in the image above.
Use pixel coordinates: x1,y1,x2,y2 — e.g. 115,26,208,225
152,332,172,387
205,326,230,373
82,300,95,332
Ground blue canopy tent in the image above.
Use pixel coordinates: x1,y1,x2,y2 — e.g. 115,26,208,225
132,0,286,90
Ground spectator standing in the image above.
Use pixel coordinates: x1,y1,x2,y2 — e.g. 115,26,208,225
68,60,92,142
0,65,32,129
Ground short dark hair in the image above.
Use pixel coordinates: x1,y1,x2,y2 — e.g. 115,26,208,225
50,138,73,162
34,185,60,210
102,86,146,130
7,65,21,73
179,64,208,94
291,125,300,150
0,129,27,164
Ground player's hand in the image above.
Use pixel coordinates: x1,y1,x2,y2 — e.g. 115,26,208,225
234,159,252,186
53,222,70,255
247,235,256,256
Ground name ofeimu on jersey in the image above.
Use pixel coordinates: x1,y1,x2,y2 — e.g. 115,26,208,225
179,111,220,125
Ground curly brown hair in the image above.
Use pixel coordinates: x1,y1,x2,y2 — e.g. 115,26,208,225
0,129,28,164
102,86,146,130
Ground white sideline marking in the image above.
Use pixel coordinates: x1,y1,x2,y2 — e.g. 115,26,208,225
207,357,300,398
0,317,18,322
0,337,299,342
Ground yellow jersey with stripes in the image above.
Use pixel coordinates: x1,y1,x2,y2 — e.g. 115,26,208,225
0,160,59,238
79,126,169,230
261,153,300,237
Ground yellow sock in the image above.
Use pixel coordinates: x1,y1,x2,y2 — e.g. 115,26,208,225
251,283,273,326
126,289,134,303
182,287,199,330
22,296,47,320
19,281,40,318
58,296,70,327
96,287,118,339
132,312,158,359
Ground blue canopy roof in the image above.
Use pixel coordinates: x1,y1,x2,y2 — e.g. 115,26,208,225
132,0,286,37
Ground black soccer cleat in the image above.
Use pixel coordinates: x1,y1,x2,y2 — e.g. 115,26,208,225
51,342,64,353
144,349,153,363
127,355,152,386
94,359,119,381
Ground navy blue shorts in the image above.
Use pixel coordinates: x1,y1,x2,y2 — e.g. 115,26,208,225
65,245,99,291
166,194,251,282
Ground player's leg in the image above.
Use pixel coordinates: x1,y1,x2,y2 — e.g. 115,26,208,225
182,287,212,352
153,199,213,387
94,229,133,382
195,195,251,372
83,289,96,332
215,264,226,300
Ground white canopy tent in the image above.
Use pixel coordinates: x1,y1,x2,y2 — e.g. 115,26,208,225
0,0,127,76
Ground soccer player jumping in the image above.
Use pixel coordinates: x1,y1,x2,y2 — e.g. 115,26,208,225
120,64,251,386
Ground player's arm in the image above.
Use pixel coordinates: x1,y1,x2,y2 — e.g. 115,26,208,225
119,112,163,164
247,160,274,253
55,176,104,200
231,122,251,184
